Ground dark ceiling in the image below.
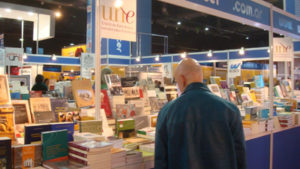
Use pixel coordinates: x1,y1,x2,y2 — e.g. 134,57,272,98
0,0,284,55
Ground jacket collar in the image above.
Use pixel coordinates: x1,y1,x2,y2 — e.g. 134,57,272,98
182,82,210,95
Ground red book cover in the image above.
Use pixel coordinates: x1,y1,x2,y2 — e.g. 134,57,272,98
101,90,112,117
68,154,88,166
68,142,90,152
139,89,143,98
69,149,87,158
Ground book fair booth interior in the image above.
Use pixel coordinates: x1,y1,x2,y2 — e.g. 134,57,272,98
1,0,300,169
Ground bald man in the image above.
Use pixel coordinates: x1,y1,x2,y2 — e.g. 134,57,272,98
155,58,246,169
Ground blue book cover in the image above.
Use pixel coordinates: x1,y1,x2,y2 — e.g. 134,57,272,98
254,75,264,88
51,122,74,142
25,124,52,144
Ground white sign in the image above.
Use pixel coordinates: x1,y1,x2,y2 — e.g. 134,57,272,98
228,60,242,78
163,63,173,79
81,68,92,79
273,37,294,62
99,0,137,42
5,47,23,66
0,49,4,67
81,53,95,68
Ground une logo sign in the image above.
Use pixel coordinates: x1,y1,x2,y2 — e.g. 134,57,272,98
275,43,292,54
230,63,241,70
102,5,135,24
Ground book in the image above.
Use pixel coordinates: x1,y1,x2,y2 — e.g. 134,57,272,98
0,75,11,106
122,87,140,99
117,119,135,132
33,111,56,123
133,115,149,131
24,124,51,144
58,111,80,131
101,90,112,118
79,120,102,135
207,84,222,97
72,80,95,108
42,130,68,161
115,104,136,119
121,77,138,87
12,144,42,169
254,75,264,88
43,159,89,169
0,137,11,169
50,98,69,121
73,132,105,142
68,140,112,153
0,107,15,139
30,98,52,113
51,122,75,142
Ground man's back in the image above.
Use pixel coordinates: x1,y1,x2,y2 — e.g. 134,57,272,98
155,83,246,169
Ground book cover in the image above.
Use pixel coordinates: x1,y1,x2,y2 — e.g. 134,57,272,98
43,159,88,169
30,98,52,113
117,119,135,131
71,80,95,108
24,124,51,144
0,75,11,106
115,104,136,119
79,120,102,135
121,77,138,87
50,98,69,121
207,84,222,97
105,74,124,96
254,75,264,88
122,87,140,99
33,111,56,124
51,123,75,142
42,130,68,161
0,137,11,169
12,144,42,169
101,90,112,118
68,140,112,152
0,107,15,139
58,111,80,131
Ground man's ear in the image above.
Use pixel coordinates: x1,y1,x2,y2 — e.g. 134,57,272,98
180,75,186,88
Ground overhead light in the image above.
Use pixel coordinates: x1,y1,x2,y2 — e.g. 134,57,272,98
239,47,245,56
55,11,62,18
28,11,34,16
22,53,28,59
207,50,213,57
180,52,187,58
136,57,141,62
19,38,23,42
205,27,209,31
155,55,160,61
177,21,182,25
17,17,23,20
267,48,271,53
51,54,57,61
245,36,249,40
114,0,123,8
70,43,74,46
5,8,11,13
71,69,74,73
91,69,95,73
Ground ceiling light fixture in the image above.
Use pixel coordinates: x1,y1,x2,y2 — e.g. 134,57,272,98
239,47,245,56
55,11,61,18
205,27,209,31
155,55,160,61
114,0,123,8
51,54,57,61
245,36,249,40
17,17,23,20
5,8,11,13
181,52,187,58
177,21,182,25
71,69,74,73
207,50,213,57
28,11,34,16
136,57,141,62
70,43,74,46
22,53,28,59
267,48,271,53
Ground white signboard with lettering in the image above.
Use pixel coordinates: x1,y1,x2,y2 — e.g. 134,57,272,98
5,47,23,66
228,60,242,78
273,37,294,62
99,0,137,42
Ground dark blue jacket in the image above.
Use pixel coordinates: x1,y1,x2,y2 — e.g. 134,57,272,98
155,83,246,169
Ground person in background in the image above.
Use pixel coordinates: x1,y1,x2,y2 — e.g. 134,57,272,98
32,74,48,93
155,58,246,169
44,78,49,88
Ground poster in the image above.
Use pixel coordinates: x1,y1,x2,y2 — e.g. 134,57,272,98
228,60,242,78
5,47,23,67
0,49,4,67
0,75,11,105
162,63,173,79
81,53,95,68
99,0,137,42
273,37,294,62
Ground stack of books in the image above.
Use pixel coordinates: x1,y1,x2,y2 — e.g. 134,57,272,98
126,151,143,169
68,140,113,169
140,151,154,169
139,143,155,153
43,159,89,169
137,127,156,141
278,113,293,127
111,148,126,169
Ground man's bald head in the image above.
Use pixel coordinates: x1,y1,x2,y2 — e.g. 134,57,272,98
175,58,203,93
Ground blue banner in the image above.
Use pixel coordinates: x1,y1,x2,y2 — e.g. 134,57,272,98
187,0,270,26
273,11,300,37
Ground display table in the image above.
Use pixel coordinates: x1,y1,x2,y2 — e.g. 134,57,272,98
245,125,300,169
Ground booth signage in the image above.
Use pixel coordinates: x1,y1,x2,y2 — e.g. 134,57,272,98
273,11,300,38
273,37,294,62
163,63,173,79
99,0,137,42
0,49,4,67
0,34,4,48
109,39,130,56
5,47,23,67
186,0,270,26
228,60,242,78
81,53,95,68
